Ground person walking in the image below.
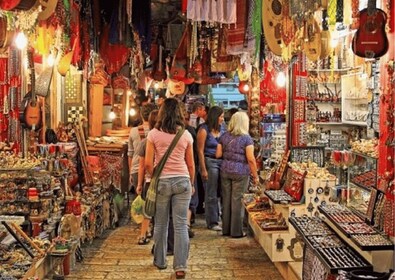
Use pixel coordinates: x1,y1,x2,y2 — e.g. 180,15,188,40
197,106,224,231
216,112,258,238
135,110,159,245
189,101,206,129
128,103,157,194
145,98,195,279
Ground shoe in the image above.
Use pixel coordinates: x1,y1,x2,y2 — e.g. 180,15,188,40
209,225,222,231
232,232,247,238
146,231,153,238
138,236,150,245
154,263,167,270
175,271,186,279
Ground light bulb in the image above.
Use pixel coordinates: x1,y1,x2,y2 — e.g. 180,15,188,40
154,82,160,90
47,53,55,67
129,108,137,117
276,71,286,87
243,83,250,92
127,89,132,96
109,111,116,120
15,32,28,50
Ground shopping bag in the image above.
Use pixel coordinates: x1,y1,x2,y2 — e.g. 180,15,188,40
144,176,158,217
131,195,144,224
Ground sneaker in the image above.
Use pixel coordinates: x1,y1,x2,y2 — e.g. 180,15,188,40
209,225,222,231
138,236,150,245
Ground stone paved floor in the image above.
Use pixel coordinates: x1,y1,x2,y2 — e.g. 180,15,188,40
65,215,284,280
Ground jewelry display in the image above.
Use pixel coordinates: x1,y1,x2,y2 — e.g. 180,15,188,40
317,247,371,271
289,217,333,236
306,235,344,249
337,222,377,235
264,190,293,203
351,234,394,249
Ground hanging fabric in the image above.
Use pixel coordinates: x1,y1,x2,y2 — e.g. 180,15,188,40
187,0,236,24
210,25,239,72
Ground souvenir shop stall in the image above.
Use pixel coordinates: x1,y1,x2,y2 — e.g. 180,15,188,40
0,0,394,279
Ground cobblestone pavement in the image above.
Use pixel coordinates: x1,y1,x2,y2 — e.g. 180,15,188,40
65,215,284,280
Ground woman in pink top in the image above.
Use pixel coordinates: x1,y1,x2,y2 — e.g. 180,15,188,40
145,98,195,279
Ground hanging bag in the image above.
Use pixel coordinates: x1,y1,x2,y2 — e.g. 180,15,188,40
144,128,185,217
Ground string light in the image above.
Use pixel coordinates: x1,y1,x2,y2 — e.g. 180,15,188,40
109,110,116,120
129,108,137,117
15,32,28,50
276,71,286,88
154,82,160,90
47,53,55,67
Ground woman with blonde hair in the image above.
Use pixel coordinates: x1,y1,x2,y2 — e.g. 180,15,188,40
216,112,258,238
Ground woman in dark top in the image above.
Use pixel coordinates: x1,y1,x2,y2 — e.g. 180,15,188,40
216,112,258,238
197,106,224,231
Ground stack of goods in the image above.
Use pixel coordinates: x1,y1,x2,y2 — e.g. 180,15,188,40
288,161,336,180
244,196,288,231
350,138,378,158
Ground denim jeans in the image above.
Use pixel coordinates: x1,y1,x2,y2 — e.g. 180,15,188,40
204,157,222,228
220,172,249,237
153,176,191,272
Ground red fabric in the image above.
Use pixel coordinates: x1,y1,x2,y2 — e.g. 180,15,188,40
283,169,306,202
226,0,246,52
99,26,130,74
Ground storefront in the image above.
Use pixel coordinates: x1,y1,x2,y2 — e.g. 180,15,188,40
0,0,393,279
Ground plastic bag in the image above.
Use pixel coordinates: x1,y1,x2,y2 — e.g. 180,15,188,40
131,195,144,224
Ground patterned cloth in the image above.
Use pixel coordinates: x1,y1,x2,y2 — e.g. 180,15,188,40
218,132,253,176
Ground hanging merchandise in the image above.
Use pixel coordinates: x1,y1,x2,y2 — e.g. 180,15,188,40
0,0,36,11
210,25,238,73
186,0,237,24
261,0,282,56
352,0,389,58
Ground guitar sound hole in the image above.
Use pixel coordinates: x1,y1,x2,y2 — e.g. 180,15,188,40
272,0,282,16
365,21,378,33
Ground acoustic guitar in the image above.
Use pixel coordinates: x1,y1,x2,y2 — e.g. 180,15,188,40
152,25,167,81
262,0,283,56
21,50,42,131
352,0,389,58
303,14,322,61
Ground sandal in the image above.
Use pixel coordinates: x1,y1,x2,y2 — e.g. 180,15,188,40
175,271,186,279
137,236,150,245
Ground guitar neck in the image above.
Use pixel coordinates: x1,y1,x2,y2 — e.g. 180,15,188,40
27,50,36,100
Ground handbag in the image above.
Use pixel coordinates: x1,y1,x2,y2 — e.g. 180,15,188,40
144,128,185,217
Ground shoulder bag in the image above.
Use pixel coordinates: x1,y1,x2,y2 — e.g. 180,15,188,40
144,128,185,217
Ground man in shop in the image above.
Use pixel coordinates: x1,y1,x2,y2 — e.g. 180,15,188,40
189,101,207,129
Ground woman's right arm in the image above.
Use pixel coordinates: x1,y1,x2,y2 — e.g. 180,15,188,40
246,144,258,184
136,156,145,195
197,128,208,180
145,139,155,176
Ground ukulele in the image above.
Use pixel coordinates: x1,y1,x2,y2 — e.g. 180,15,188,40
22,49,42,131
303,13,322,61
352,0,389,58
152,25,167,81
262,0,283,56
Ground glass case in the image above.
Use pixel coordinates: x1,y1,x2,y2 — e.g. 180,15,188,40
260,114,286,160
347,152,378,222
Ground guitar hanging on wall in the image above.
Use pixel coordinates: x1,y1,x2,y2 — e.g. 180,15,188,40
20,49,42,131
152,25,167,81
262,0,283,56
352,0,389,58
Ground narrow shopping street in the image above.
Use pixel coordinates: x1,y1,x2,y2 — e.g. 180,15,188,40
65,215,283,280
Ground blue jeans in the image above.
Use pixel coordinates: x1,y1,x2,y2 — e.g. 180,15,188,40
153,176,191,272
220,172,249,237
204,157,222,228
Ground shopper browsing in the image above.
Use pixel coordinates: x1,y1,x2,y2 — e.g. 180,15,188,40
216,112,258,238
145,98,195,279
197,106,224,231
